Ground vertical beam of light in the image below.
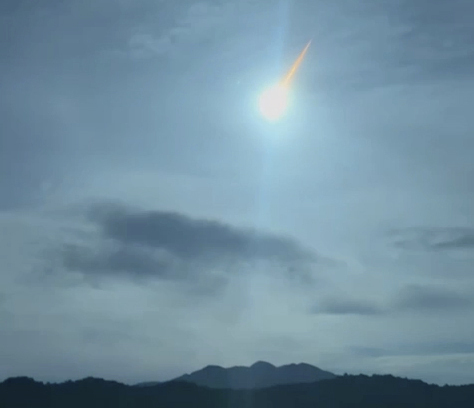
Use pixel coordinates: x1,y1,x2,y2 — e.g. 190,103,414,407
254,0,291,235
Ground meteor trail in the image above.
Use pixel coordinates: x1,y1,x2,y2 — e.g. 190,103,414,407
281,40,312,88
258,40,312,121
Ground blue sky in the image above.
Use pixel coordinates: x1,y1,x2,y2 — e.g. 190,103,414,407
1,0,473,385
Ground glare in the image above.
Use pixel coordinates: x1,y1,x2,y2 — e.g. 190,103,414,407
258,84,289,121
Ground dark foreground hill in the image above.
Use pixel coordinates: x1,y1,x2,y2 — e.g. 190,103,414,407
170,361,337,389
1,374,473,408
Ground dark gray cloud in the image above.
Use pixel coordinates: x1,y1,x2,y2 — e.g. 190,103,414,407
389,227,474,251
433,236,474,250
58,202,317,287
392,284,472,312
88,203,314,264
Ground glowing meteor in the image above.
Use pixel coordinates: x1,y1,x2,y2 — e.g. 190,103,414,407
258,40,312,121
258,84,289,121
281,40,312,88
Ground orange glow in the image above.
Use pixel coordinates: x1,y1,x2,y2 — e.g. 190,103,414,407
280,40,312,89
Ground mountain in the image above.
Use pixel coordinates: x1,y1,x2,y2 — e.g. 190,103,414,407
134,381,161,387
1,374,474,408
171,361,337,389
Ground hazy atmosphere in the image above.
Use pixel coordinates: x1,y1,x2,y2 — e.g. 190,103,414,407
1,0,473,386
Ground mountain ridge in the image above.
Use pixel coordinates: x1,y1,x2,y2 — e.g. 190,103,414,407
170,360,337,389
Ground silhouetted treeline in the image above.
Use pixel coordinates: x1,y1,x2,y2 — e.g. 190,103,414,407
1,374,473,408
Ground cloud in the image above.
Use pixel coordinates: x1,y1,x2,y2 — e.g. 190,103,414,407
128,33,173,58
393,0,474,80
310,298,385,316
62,243,176,279
58,202,317,288
391,284,473,312
310,283,472,317
123,0,243,59
433,235,474,250
352,341,474,358
410,341,474,356
88,203,314,262
389,227,474,251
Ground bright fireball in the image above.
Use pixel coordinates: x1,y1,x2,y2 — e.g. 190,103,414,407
258,84,289,121
257,40,311,122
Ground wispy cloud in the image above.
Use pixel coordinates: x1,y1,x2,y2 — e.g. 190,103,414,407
123,1,244,59
310,298,385,316
392,284,473,312
310,283,472,317
352,341,474,358
389,227,474,251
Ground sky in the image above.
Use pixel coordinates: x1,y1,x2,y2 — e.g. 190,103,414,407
1,0,473,386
